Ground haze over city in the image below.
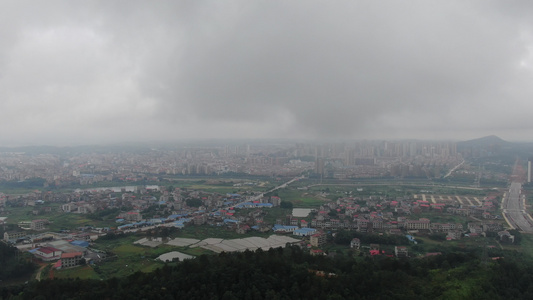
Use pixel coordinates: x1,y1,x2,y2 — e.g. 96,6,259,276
2,1,533,146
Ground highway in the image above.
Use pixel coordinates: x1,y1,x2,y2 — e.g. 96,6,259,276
502,182,533,233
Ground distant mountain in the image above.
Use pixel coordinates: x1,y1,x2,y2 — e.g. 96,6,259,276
456,135,533,160
457,135,510,148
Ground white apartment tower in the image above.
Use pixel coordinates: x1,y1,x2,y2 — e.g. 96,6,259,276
527,157,533,183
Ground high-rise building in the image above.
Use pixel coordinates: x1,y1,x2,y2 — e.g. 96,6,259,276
527,157,533,183
315,158,325,177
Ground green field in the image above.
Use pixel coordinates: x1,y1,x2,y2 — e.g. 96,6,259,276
0,205,118,232
510,233,533,257
55,265,100,280
68,230,220,280
91,234,140,251
274,189,326,207
59,235,167,280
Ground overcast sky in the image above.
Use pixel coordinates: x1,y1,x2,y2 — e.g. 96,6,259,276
2,1,533,146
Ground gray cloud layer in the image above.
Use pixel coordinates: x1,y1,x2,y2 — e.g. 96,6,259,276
1,1,533,145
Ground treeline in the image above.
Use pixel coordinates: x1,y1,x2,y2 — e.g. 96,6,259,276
3,246,533,299
0,242,36,282
0,178,45,190
87,208,121,221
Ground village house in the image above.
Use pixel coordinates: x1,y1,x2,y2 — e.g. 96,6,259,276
310,249,325,256
431,223,462,232
498,231,515,243
394,246,409,258
404,218,430,230
236,224,250,234
350,238,360,249
310,232,326,247
60,252,84,268
3,231,26,242
447,230,462,240
31,219,48,231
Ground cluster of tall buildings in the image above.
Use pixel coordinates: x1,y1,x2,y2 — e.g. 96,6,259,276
308,141,460,179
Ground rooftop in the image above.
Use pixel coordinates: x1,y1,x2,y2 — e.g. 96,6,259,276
61,252,83,259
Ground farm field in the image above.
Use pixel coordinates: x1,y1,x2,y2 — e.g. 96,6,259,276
55,266,99,280
0,205,117,231
274,189,326,207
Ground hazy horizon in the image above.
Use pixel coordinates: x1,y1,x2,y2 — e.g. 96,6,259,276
0,135,521,150
2,1,533,146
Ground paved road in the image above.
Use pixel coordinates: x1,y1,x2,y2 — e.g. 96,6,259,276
443,159,465,178
502,182,533,233
221,175,305,210
35,264,48,281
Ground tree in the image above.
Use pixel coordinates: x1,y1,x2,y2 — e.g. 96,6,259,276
509,229,522,245
186,198,203,207
280,201,293,209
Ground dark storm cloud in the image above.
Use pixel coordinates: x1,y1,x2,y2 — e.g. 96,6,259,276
1,1,533,145
139,1,533,139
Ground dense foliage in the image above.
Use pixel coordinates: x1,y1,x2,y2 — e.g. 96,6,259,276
279,201,293,209
88,208,121,222
0,242,36,282
3,246,533,299
186,198,203,208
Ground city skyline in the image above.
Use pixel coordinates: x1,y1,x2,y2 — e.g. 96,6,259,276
2,1,533,146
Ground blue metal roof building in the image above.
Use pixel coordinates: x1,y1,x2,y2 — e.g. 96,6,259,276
272,224,298,232
293,228,317,236
70,240,89,247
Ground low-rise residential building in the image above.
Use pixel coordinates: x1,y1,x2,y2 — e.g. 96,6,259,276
447,230,462,240
498,231,515,243
350,238,360,249
31,219,48,230
310,249,324,256
431,223,461,232
310,233,326,247
405,218,430,230
394,246,408,258
3,231,26,241
60,252,84,268
62,203,76,213
293,228,317,237
34,247,62,261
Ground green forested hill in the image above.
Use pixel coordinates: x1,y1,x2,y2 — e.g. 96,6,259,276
0,242,35,283
2,246,533,299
